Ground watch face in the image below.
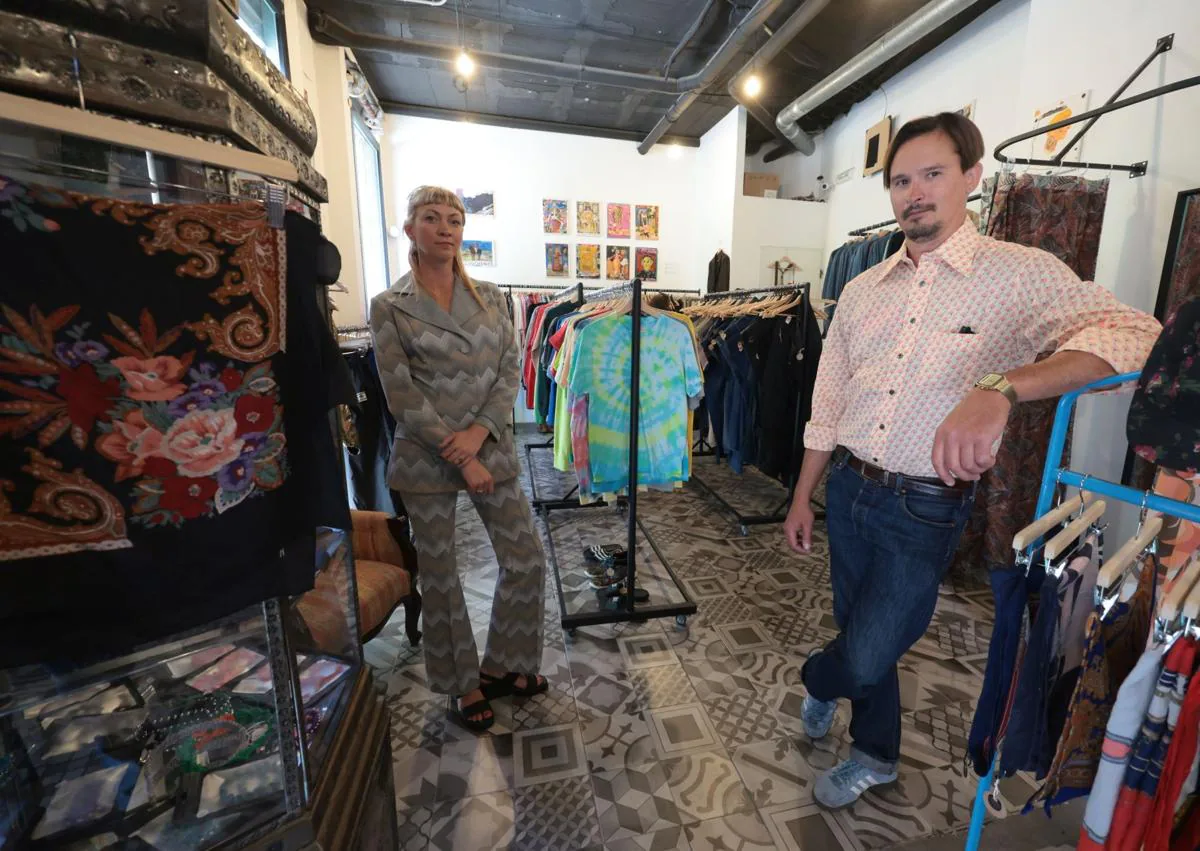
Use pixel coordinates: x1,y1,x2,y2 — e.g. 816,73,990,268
980,374,1002,388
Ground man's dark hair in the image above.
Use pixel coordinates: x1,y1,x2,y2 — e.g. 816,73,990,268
882,112,985,186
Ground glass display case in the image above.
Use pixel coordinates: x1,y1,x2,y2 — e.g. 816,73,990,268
0,528,366,851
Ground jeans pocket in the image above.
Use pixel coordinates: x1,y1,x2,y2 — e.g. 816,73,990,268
900,492,962,528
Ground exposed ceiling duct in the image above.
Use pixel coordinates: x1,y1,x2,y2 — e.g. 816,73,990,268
633,0,787,155
771,0,989,159
723,0,835,157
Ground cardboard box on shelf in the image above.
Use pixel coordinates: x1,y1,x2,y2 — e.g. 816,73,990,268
743,172,781,197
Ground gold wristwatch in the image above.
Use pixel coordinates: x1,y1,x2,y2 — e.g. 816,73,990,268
975,373,1018,405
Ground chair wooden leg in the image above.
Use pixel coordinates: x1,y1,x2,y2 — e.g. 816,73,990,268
402,591,422,646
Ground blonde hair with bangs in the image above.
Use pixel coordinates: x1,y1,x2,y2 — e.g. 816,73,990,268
405,185,487,309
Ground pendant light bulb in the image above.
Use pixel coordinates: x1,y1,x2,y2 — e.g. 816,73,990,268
456,50,476,78
743,74,763,98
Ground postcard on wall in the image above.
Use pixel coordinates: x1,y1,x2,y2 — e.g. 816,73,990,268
577,243,601,278
577,201,601,235
607,203,631,238
1031,92,1089,160
862,115,892,177
543,199,568,233
635,247,658,281
456,190,495,216
635,205,659,240
461,240,495,266
545,243,570,277
606,245,630,280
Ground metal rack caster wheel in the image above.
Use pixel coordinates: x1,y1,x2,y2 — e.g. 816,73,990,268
567,628,577,638
675,615,688,628
984,788,1006,818
739,525,749,537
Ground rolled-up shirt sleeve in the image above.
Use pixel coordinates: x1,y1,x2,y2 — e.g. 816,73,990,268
1022,252,1161,375
804,308,851,452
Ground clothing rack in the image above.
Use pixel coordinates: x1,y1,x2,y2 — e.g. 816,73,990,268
964,370,1200,851
537,277,697,631
992,34,1198,178
688,283,826,534
847,194,982,237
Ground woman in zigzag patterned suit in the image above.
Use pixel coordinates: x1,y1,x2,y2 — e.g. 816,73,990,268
369,186,548,731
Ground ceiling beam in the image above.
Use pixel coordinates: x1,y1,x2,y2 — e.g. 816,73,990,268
380,101,701,147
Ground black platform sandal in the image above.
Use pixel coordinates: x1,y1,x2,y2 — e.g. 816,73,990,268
450,695,494,732
480,672,550,699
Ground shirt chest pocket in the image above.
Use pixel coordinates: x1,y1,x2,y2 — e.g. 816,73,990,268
917,331,995,391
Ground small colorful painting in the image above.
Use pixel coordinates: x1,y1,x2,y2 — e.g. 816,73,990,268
606,245,630,280
456,190,494,215
635,205,659,240
461,240,495,266
635,247,658,281
543,199,568,233
577,201,601,235
545,243,570,277
577,243,601,279
607,203,630,238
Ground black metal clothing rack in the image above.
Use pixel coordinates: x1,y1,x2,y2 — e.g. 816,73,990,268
688,284,826,535
534,277,697,630
993,34,1196,177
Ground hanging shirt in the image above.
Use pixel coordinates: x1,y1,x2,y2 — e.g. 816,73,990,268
567,313,702,492
806,220,1161,477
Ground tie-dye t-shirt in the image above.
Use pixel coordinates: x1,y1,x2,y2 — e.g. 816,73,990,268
567,313,702,492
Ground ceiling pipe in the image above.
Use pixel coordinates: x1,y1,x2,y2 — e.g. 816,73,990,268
310,7,786,97
662,0,721,78
635,0,787,155
774,0,988,154
725,0,834,156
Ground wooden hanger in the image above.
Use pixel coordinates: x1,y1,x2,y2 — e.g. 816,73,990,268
1183,562,1200,621
0,91,298,183
1159,560,1200,622
1043,500,1107,560
1012,491,1096,552
1096,516,1164,591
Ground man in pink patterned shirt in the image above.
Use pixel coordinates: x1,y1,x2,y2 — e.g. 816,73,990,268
781,113,1160,808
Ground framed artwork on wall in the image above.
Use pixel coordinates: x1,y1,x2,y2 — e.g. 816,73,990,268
635,247,658,281
606,245,630,280
862,115,892,177
577,243,601,278
1031,92,1090,161
577,201,600,235
545,243,569,277
607,203,630,238
635,205,659,240
456,190,494,215
461,240,495,266
543,199,568,234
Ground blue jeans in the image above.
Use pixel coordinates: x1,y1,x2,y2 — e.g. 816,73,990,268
801,453,974,771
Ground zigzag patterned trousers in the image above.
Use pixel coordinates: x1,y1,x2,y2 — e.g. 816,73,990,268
398,479,546,695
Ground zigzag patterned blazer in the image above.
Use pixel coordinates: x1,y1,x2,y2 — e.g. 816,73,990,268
369,273,520,493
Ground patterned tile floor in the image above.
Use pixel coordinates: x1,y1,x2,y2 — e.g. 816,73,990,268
369,440,1083,850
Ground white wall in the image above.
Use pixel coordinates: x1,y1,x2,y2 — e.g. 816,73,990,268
693,105,743,262
764,0,1200,539
380,115,707,299
732,196,828,289
282,0,370,323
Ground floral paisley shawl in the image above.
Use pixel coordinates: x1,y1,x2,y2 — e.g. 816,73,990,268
0,176,287,561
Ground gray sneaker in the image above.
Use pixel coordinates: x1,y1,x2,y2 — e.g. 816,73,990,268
801,694,836,739
814,759,898,809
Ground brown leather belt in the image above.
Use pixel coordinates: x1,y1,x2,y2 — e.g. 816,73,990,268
841,451,973,500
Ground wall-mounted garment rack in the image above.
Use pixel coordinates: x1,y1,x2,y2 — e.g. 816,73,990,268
993,33,1200,178
963,371,1200,851
848,194,982,237
689,284,826,534
537,277,697,631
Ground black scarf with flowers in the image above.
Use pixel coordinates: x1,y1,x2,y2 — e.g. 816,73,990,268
0,177,328,666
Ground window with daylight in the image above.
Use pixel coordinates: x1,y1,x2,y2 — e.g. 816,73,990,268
353,115,391,302
236,0,289,77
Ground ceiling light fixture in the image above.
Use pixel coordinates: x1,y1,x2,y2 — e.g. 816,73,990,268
455,50,476,78
668,144,683,160
743,74,763,98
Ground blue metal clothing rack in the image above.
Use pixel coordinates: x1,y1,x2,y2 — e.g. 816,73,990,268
964,371,1200,851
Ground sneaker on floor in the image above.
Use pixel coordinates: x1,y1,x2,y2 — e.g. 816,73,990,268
801,693,836,739
814,759,898,809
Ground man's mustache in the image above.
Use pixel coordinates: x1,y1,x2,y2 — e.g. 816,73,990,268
903,204,935,218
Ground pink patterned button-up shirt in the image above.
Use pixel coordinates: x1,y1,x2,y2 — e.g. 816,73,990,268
804,221,1161,478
